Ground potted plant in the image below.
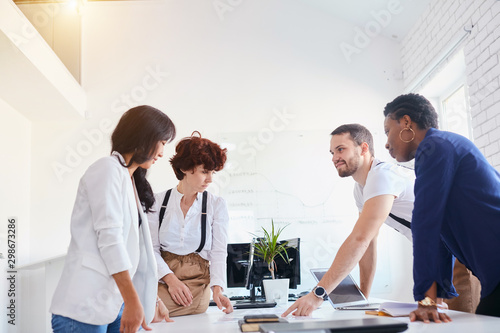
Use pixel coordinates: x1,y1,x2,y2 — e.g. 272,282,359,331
252,220,291,305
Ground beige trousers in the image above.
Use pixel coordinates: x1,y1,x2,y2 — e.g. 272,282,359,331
444,259,481,313
158,251,211,317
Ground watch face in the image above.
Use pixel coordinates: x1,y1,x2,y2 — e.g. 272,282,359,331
315,286,325,297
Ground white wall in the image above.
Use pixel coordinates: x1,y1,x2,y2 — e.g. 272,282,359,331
401,0,500,169
0,98,31,262
0,97,31,333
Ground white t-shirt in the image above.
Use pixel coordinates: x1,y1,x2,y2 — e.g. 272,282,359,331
353,158,415,241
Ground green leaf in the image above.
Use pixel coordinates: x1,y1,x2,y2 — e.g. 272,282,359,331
250,220,294,278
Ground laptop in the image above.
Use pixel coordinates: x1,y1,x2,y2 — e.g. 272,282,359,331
259,317,408,333
310,269,380,310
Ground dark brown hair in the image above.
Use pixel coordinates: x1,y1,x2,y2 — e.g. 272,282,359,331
331,123,375,157
111,105,176,211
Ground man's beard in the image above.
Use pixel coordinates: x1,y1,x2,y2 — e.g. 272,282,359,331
336,156,360,178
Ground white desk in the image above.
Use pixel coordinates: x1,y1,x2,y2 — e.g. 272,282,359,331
149,302,500,333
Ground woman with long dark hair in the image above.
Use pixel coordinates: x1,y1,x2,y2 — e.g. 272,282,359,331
50,105,176,332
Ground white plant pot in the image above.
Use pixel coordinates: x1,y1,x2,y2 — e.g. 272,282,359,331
262,278,289,306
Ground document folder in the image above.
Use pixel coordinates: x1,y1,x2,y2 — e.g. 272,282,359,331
259,317,407,333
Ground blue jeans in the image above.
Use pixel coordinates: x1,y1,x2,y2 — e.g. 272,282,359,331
51,304,123,333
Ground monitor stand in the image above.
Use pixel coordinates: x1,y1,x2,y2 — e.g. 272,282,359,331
233,282,277,309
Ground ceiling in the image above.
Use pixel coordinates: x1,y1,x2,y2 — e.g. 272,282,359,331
299,0,433,42
0,0,86,120
12,0,433,43
12,0,129,4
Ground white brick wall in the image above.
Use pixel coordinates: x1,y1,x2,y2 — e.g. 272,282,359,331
402,0,500,169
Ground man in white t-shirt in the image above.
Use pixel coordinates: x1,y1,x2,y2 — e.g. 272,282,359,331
353,159,414,242
283,123,415,317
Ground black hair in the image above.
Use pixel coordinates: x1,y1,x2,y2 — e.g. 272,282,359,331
331,123,375,157
383,93,439,130
111,105,176,212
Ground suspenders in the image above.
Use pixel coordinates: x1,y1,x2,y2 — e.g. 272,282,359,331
199,191,208,253
158,189,208,253
159,189,172,226
389,212,411,229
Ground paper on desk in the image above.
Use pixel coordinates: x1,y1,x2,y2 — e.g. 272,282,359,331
215,306,323,323
376,301,418,317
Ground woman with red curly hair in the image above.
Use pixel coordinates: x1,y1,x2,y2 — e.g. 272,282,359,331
148,131,233,317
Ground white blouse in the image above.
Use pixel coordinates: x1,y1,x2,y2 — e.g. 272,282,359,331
148,187,229,289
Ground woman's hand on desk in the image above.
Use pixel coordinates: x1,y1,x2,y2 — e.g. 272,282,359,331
112,271,151,332
121,297,150,333
152,297,174,323
164,273,193,307
409,300,451,323
281,292,323,317
212,286,234,314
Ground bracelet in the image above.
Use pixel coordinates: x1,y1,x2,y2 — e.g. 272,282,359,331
418,296,437,308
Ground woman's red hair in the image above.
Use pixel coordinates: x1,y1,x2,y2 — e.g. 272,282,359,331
170,131,227,180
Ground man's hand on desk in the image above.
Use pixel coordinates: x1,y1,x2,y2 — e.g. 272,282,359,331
212,286,234,314
281,292,323,317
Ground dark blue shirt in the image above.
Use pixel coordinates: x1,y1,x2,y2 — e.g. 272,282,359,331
412,128,500,300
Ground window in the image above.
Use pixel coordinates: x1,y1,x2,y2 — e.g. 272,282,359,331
441,85,472,139
418,49,472,140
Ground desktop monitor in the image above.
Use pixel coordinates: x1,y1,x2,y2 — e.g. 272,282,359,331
226,242,251,288
226,238,301,292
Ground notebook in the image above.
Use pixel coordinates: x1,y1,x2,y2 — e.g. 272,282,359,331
310,269,379,310
258,317,408,333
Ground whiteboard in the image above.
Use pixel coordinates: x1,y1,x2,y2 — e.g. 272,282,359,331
213,130,395,294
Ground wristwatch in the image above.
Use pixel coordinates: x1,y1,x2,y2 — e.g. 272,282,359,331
312,286,327,300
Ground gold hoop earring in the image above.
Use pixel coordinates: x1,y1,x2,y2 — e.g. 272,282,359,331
399,127,415,143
